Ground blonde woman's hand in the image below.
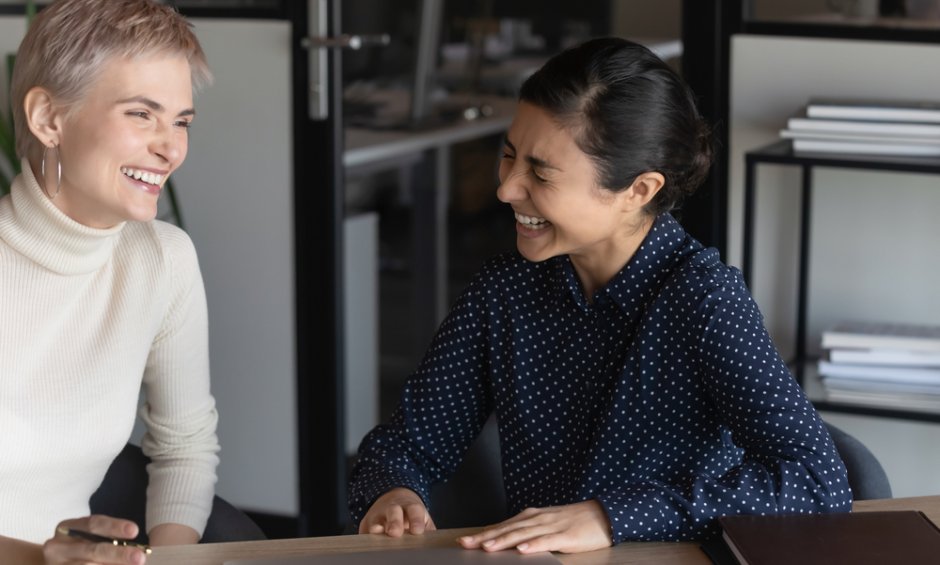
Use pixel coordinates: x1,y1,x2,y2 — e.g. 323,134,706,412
43,515,147,565
358,487,436,537
458,500,612,554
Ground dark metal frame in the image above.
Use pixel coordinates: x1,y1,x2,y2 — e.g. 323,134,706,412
742,139,940,424
679,0,744,258
286,0,347,537
741,20,940,44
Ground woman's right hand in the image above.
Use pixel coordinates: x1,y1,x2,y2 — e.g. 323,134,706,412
43,516,147,565
358,487,436,537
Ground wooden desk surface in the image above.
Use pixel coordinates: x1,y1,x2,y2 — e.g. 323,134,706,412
147,495,940,565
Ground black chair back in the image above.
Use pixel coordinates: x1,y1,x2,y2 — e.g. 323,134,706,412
90,443,266,543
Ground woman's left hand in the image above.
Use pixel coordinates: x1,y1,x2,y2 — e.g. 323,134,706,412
457,500,612,554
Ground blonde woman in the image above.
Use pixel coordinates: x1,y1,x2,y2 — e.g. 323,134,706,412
0,1,219,563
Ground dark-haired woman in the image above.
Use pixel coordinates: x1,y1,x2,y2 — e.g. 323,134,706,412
348,37,851,554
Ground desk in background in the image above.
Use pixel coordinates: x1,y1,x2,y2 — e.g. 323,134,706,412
147,495,940,565
344,93,517,356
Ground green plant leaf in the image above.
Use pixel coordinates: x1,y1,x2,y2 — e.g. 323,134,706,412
163,177,185,229
0,166,10,197
0,110,15,161
5,53,12,95
1,53,16,196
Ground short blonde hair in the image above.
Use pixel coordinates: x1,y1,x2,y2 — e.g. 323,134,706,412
11,0,212,159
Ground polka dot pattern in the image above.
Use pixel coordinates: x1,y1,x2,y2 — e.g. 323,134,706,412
349,213,851,542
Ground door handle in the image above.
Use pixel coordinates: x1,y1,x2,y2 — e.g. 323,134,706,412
305,32,390,121
305,0,391,120
302,33,390,50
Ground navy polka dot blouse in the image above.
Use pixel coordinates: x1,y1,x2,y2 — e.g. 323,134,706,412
349,213,852,542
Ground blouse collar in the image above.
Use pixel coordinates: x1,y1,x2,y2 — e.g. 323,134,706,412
0,159,125,275
555,213,691,315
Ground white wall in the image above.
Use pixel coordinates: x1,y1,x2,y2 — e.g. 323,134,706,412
344,213,378,455
177,19,297,515
730,34,940,497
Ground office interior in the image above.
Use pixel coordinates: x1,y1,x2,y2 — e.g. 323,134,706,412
1,0,939,540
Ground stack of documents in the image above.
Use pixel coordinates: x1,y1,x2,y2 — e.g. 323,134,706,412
818,320,940,413
781,98,940,157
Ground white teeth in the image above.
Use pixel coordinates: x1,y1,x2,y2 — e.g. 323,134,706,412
514,212,549,229
121,167,164,186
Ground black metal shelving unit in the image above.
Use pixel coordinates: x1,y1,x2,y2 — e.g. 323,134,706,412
741,19,940,44
741,139,940,424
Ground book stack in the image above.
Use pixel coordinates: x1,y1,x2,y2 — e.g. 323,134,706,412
781,98,940,157
818,320,940,413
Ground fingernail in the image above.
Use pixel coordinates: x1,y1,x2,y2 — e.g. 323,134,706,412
459,536,472,543
518,543,529,552
483,540,495,547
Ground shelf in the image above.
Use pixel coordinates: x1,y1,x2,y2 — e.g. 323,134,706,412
742,18,940,44
746,139,940,174
797,360,940,424
744,139,940,424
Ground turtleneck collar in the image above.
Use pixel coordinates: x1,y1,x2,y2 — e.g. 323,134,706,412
0,158,125,275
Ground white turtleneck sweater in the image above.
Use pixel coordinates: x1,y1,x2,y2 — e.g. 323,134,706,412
0,161,219,544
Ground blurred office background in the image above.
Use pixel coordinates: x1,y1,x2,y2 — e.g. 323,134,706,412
2,0,939,540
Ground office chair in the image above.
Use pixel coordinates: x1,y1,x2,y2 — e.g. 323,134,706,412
427,419,892,528
90,443,267,543
428,415,506,528
824,422,893,500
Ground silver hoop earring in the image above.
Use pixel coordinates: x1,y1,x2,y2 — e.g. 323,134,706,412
41,145,62,199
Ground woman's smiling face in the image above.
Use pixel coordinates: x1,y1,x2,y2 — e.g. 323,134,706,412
49,53,194,228
496,101,632,265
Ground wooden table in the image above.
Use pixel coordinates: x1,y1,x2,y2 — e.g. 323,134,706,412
147,496,940,565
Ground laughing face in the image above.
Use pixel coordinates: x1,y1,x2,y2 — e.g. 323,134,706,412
50,53,194,228
497,102,645,270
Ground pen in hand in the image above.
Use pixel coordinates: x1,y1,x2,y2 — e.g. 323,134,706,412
57,526,153,555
